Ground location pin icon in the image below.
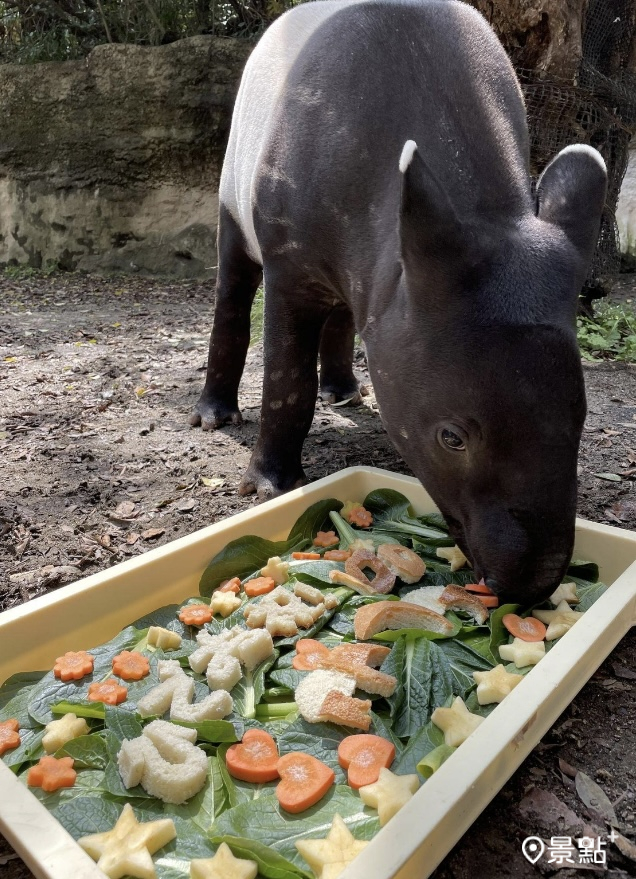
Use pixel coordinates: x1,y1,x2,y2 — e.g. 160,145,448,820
522,837,545,864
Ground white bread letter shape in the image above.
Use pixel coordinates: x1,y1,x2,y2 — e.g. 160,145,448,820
136,660,233,722
118,719,208,804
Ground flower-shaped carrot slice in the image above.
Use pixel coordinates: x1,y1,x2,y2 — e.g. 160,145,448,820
292,552,321,560
112,650,150,681
324,549,352,562
27,756,77,792
244,576,276,597
87,678,128,705
313,531,339,548
178,604,213,626
218,577,241,594
53,650,94,682
347,505,373,527
293,639,331,671
0,719,20,755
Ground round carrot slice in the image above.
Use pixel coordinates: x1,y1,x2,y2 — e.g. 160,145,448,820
225,729,280,783
479,595,500,609
502,613,546,642
337,734,396,789
276,752,335,813
292,639,331,671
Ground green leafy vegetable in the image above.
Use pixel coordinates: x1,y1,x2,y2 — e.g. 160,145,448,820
362,489,454,545
487,603,520,665
0,670,47,728
328,511,402,551
436,638,494,695
231,654,278,719
417,743,456,778
392,719,445,775
277,718,348,783
55,733,109,769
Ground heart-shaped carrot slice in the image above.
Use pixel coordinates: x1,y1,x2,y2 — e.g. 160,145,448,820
276,753,335,813
225,729,280,783
292,639,331,671
337,734,396,789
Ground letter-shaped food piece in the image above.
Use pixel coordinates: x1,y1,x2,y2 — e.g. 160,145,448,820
319,691,372,731
358,767,420,826
78,802,176,879
136,661,232,722
118,720,208,804
337,734,396,788
376,544,426,584
42,713,90,754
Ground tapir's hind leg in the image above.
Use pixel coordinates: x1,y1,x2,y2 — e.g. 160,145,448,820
239,270,328,500
319,305,365,405
190,206,262,430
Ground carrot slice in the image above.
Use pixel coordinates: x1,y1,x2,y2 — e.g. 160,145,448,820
502,613,546,642
276,752,335,813
225,729,280,783
244,576,276,597
292,639,331,671
27,756,76,792
112,650,150,681
337,734,396,789
87,679,128,705
178,604,213,626
479,595,500,608
464,582,496,595
53,650,94,682
292,552,321,560
324,549,352,562
218,577,241,594
0,719,21,755
313,530,339,548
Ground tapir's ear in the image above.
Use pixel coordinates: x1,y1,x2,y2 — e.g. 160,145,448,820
536,145,607,257
399,140,464,265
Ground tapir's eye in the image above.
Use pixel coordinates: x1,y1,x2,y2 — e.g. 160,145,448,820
438,427,467,451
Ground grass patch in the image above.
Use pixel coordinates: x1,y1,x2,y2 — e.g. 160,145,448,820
250,286,265,347
577,300,636,363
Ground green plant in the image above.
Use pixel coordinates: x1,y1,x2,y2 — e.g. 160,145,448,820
249,285,265,347
577,300,636,363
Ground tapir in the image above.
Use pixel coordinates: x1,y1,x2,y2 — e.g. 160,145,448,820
191,0,607,603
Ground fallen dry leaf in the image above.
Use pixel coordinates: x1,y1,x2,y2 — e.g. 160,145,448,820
612,663,636,681
575,772,617,824
112,501,137,520
201,476,224,489
559,758,579,779
141,528,164,540
176,498,197,512
612,831,636,863
126,533,140,545
518,788,583,835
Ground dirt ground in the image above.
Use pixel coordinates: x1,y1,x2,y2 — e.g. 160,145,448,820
1,271,636,878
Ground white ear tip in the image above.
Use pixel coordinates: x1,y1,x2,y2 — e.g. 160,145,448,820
399,140,418,174
559,143,607,173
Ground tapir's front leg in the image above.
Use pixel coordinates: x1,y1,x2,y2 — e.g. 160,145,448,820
239,274,329,500
319,304,365,405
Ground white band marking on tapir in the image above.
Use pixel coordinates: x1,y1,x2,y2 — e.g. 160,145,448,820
558,143,607,173
399,139,418,173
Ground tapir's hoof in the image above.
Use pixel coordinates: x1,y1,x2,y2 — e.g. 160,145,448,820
319,383,369,407
239,465,307,502
189,397,243,431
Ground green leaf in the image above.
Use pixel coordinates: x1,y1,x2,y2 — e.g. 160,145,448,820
435,638,494,695
199,536,302,598
574,579,608,611
392,719,445,775
172,718,242,744
28,626,146,725
328,511,403,551
287,561,344,586
24,768,109,811
362,489,453,544
0,670,47,728
382,637,455,737
371,614,462,643
2,727,45,771
417,744,456,778
53,794,123,838
51,700,107,720
129,604,189,635
210,786,379,875
55,733,109,769
231,654,278,719
104,704,143,742
487,603,520,665
287,498,344,544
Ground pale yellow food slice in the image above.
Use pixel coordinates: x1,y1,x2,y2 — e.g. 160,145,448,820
549,582,579,606
147,626,182,651
210,591,242,618
473,664,523,705
260,555,289,584
42,713,89,754
499,637,546,667
532,600,583,639
358,767,420,826
431,696,485,747
295,814,368,879
190,842,257,879
78,802,176,879
435,545,469,571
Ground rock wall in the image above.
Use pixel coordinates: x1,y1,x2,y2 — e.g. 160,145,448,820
0,37,251,278
617,145,636,257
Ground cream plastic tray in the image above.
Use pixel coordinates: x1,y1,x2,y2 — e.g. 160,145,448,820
2,466,636,879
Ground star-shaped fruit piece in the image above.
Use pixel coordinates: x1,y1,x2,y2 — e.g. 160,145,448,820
436,545,469,572
42,712,89,754
358,768,420,826
431,696,484,747
210,590,242,618
190,843,257,879
549,582,579,606
499,637,545,667
295,814,368,879
473,664,524,705
78,802,176,879
260,555,289,584
533,600,583,640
